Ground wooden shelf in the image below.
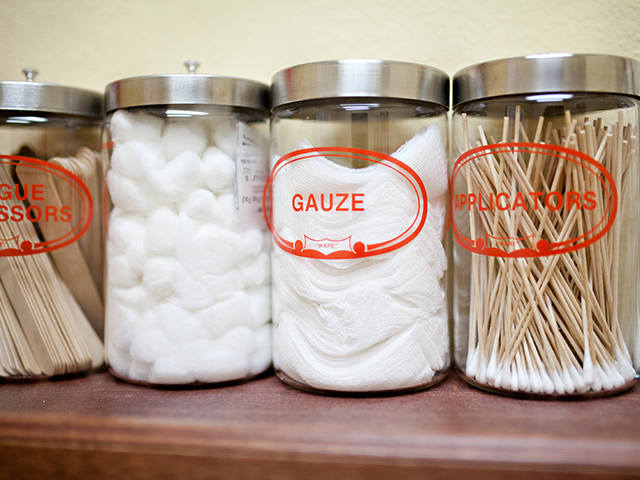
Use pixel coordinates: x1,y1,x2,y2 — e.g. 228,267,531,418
0,371,639,479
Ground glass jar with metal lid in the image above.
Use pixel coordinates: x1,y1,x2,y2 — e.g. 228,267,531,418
0,69,104,379
451,53,640,397
103,62,272,385
269,59,450,394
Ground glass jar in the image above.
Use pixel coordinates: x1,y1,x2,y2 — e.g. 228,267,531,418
103,63,271,385
269,59,450,394
451,53,640,397
0,69,104,379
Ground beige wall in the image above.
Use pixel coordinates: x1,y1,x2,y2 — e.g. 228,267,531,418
0,0,639,92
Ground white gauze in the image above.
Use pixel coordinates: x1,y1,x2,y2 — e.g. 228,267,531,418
272,123,448,392
105,110,271,384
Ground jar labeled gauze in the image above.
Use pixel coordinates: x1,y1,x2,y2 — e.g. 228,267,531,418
103,66,271,385
269,60,450,393
452,54,640,397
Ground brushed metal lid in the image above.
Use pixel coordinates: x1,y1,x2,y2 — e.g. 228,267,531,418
0,69,102,118
271,59,449,109
453,53,640,107
105,62,269,113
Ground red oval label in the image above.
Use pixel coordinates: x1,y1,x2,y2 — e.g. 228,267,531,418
0,155,93,256
263,147,428,259
451,142,617,258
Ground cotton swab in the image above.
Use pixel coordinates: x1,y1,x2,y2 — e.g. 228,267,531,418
459,110,638,396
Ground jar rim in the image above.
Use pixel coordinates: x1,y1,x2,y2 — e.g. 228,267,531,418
271,59,449,110
104,74,269,113
452,53,640,107
0,81,102,118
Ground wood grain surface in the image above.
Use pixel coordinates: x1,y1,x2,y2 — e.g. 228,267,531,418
0,371,638,479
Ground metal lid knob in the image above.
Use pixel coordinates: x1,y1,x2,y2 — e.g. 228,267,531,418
22,68,38,82
184,61,200,74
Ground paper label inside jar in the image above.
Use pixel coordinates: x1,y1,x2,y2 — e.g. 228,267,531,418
0,155,92,256
451,142,617,258
264,147,428,259
235,122,268,229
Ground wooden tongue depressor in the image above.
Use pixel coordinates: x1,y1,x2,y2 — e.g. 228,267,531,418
0,226,70,375
0,279,42,376
21,236,90,373
58,279,103,369
0,304,21,376
16,158,104,338
0,278,24,376
49,148,104,298
0,256,55,376
0,160,99,377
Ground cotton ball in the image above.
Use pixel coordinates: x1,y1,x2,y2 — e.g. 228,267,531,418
202,146,236,193
213,121,237,158
193,350,250,383
215,325,255,355
247,284,271,328
149,357,196,384
130,328,174,363
162,121,207,159
148,151,202,202
194,290,252,338
111,140,165,179
174,337,251,383
144,206,180,256
176,210,204,237
240,251,270,287
106,300,138,351
127,360,152,382
153,303,209,344
111,284,162,312
178,189,224,223
107,170,163,213
125,239,147,275
108,254,140,288
107,209,147,255
249,323,272,376
176,223,262,277
217,192,237,216
200,270,244,301
170,265,223,310
217,192,238,229
171,339,216,373
106,345,134,378
131,311,156,336
142,257,177,297
110,110,164,144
